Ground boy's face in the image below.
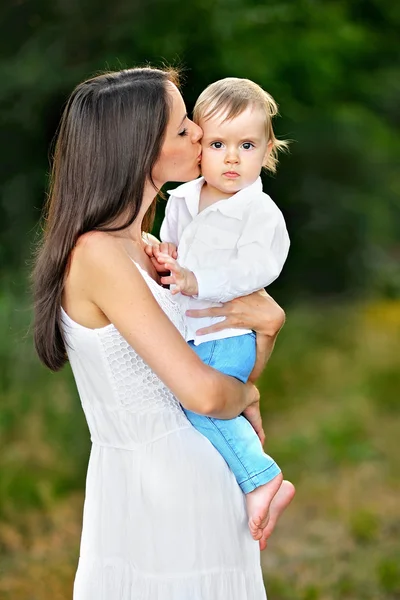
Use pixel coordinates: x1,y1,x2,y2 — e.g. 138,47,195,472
199,104,272,198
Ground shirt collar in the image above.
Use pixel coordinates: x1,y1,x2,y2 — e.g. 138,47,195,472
168,176,263,220
211,177,263,220
167,177,205,219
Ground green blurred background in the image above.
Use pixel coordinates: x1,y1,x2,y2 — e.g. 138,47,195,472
1,1,399,598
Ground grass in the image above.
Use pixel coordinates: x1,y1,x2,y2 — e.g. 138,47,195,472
0,282,399,599
259,301,400,600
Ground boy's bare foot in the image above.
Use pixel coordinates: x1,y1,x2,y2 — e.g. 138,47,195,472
259,480,296,551
246,473,283,541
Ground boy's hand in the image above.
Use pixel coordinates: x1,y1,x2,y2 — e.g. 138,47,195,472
144,242,178,274
158,253,199,296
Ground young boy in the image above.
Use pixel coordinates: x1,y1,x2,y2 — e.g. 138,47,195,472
149,78,295,546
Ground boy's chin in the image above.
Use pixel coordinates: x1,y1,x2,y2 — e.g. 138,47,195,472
219,181,244,194
205,182,244,198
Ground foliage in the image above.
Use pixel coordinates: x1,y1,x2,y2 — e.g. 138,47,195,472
0,0,399,298
0,289,399,598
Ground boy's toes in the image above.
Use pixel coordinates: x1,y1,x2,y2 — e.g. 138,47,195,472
259,529,269,551
249,514,269,540
248,518,260,539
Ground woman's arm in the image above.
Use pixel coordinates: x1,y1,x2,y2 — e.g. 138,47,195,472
186,288,285,339
75,233,259,419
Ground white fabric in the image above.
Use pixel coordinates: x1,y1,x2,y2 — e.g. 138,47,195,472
61,262,267,600
160,176,290,345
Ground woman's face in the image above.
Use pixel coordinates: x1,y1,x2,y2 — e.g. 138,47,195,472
152,83,203,188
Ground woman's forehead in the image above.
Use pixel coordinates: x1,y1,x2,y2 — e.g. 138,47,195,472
166,82,186,123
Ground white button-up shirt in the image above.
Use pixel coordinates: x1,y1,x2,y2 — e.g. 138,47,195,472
160,176,290,345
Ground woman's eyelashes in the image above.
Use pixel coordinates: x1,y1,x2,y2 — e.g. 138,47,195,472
178,128,189,137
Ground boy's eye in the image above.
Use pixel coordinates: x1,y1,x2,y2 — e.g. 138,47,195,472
242,142,254,150
210,141,224,149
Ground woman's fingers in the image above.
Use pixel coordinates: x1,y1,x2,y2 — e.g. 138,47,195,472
195,320,228,337
187,290,285,336
186,306,233,336
186,306,229,319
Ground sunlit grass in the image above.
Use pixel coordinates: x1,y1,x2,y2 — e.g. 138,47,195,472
260,301,400,600
0,286,399,599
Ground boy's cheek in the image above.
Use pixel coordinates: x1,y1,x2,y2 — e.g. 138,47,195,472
199,158,215,179
200,150,216,168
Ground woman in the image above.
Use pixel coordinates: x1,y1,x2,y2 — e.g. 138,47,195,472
33,67,286,599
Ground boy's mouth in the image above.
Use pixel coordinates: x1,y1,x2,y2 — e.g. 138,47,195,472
223,171,240,178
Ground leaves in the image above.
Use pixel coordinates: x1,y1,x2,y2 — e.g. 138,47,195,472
1,0,399,298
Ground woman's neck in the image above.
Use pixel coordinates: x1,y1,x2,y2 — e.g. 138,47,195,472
110,181,158,242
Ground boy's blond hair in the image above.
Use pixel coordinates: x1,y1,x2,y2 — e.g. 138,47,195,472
193,77,288,174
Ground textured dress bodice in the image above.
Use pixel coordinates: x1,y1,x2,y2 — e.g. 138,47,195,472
62,262,267,600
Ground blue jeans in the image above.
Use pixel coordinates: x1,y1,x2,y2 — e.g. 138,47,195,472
184,333,281,493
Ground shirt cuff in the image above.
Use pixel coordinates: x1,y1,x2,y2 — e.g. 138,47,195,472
194,268,235,303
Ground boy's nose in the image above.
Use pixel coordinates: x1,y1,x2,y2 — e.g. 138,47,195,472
225,152,239,164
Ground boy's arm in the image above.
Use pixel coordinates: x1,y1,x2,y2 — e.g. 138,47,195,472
195,208,290,303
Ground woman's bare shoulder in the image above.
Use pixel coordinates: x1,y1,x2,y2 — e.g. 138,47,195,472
75,230,119,255
64,231,144,328
67,231,135,290
71,231,131,273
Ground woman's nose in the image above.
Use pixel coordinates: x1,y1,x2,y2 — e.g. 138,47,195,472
191,122,203,143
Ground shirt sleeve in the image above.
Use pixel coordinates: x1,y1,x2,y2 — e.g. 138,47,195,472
160,196,180,246
194,207,290,303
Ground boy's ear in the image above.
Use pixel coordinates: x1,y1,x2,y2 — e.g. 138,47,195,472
263,140,274,165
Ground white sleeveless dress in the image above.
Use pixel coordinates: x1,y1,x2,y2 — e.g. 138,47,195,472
61,262,267,600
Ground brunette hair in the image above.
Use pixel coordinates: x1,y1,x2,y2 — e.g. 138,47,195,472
33,67,179,371
193,77,288,173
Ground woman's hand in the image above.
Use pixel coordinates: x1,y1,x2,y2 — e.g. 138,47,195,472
243,400,265,446
186,289,285,338
187,289,285,383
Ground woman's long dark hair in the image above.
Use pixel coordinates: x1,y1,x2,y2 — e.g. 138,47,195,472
33,67,179,371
